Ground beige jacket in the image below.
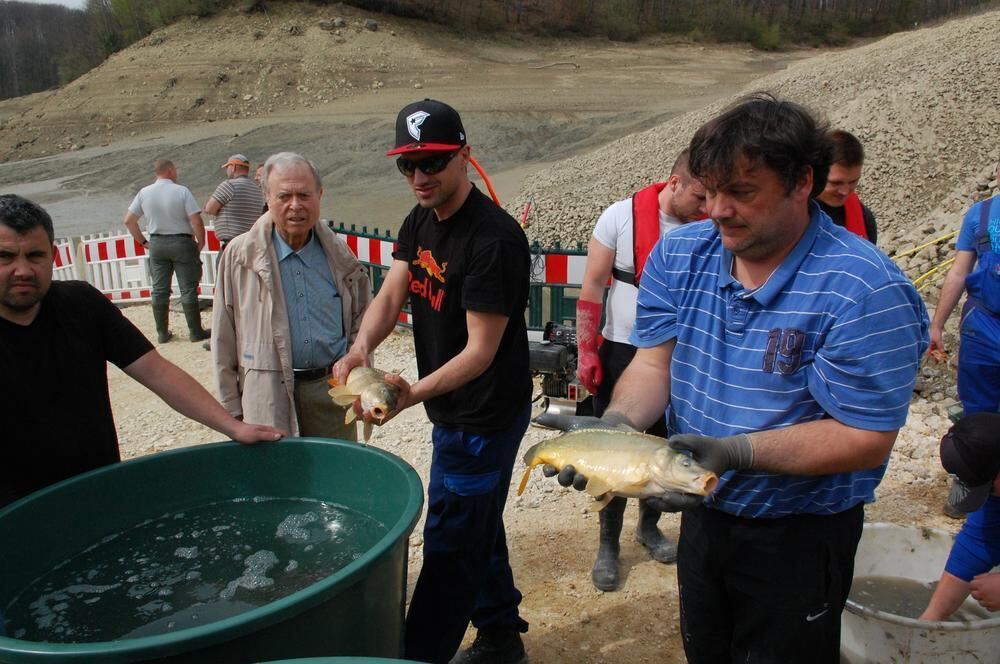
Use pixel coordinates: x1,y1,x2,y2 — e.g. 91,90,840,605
212,214,372,435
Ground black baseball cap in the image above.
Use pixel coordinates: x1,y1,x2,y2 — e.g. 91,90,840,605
940,412,1000,513
386,99,466,156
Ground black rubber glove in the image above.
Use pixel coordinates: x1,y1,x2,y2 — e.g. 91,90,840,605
533,410,636,433
667,433,754,475
542,463,589,491
644,493,704,512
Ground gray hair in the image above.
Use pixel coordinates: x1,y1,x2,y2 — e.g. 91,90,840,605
261,152,322,196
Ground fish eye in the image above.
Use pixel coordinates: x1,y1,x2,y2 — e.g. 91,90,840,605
679,457,692,467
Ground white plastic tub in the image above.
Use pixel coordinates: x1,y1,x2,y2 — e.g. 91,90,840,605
841,522,1000,663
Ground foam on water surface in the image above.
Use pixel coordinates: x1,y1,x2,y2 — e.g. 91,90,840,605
2,497,387,643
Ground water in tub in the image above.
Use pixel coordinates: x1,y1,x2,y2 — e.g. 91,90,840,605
850,576,992,622
2,497,387,642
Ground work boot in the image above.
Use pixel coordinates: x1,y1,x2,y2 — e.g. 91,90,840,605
635,499,678,563
182,302,210,342
591,496,626,591
152,302,172,344
449,627,527,664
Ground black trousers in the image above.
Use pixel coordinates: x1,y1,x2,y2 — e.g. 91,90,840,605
677,503,864,664
594,339,667,437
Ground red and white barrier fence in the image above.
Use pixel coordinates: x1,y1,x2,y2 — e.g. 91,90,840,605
337,233,588,285
53,228,586,305
53,230,221,303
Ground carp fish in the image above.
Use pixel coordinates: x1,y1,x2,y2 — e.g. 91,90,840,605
518,429,718,510
327,367,401,443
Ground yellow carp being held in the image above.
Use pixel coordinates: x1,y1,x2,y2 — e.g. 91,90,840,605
327,367,401,443
518,429,718,510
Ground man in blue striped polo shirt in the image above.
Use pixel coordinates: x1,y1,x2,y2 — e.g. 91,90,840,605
565,94,929,663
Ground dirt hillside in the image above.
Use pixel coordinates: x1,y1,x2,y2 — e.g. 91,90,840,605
0,2,802,239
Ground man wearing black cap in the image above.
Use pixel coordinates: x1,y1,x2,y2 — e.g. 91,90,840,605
334,99,531,664
920,412,1000,620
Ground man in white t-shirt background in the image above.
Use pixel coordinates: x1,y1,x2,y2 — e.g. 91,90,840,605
574,148,707,591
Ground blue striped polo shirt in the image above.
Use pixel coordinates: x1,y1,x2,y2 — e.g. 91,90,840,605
630,203,929,518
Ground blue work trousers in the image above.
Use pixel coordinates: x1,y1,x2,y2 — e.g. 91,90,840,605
958,308,1000,415
403,405,531,663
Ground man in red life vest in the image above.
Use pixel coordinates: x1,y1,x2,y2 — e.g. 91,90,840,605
575,149,707,591
815,129,877,244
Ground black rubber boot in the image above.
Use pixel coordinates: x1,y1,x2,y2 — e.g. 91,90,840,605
591,496,626,591
182,302,210,342
635,499,677,563
449,627,527,664
152,302,172,344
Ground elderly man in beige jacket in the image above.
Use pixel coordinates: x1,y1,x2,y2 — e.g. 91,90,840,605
211,152,371,438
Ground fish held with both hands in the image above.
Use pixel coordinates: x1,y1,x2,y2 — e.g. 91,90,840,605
519,429,718,510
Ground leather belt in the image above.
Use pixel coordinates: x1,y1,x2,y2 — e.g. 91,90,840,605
293,367,331,381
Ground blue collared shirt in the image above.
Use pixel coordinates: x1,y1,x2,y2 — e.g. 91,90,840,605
630,202,929,518
273,229,346,370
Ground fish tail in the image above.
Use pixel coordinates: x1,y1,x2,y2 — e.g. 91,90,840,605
517,465,534,496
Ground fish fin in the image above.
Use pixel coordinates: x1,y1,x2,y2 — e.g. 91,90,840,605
588,493,614,512
517,466,534,496
343,407,358,424
363,421,373,444
328,386,358,406
585,477,612,500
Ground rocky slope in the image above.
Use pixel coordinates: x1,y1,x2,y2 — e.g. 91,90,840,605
516,9,1000,260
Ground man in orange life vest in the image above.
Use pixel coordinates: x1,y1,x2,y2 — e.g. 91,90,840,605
575,148,707,591
815,129,877,244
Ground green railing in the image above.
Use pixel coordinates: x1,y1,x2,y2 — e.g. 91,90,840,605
331,221,588,333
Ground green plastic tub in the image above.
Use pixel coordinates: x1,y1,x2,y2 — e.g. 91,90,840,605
0,438,423,663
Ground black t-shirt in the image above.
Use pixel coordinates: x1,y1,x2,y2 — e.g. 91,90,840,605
817,198,878,245
394,186,531,433
0,281,153,507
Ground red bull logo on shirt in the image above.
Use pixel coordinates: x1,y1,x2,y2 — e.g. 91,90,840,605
410,247,446,311
413,247,447,283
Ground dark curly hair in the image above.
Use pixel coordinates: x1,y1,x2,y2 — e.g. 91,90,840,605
688,92,832,198
0,194,55,243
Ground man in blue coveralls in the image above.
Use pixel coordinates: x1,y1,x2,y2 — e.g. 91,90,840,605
928,165,1000,517
546,93,929,663
929,166,1000,415
920,412,1000,619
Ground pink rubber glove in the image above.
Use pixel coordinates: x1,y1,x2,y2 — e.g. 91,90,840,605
576,299,603,394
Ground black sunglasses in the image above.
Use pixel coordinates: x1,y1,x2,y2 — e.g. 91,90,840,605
395,150,460,177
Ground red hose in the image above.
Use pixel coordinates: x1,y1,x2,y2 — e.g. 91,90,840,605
469,156,501,206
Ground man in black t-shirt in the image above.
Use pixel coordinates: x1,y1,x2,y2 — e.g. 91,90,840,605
0,195,284,509
334,100,531,664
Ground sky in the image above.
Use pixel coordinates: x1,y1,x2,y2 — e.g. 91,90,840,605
11,0,87,8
